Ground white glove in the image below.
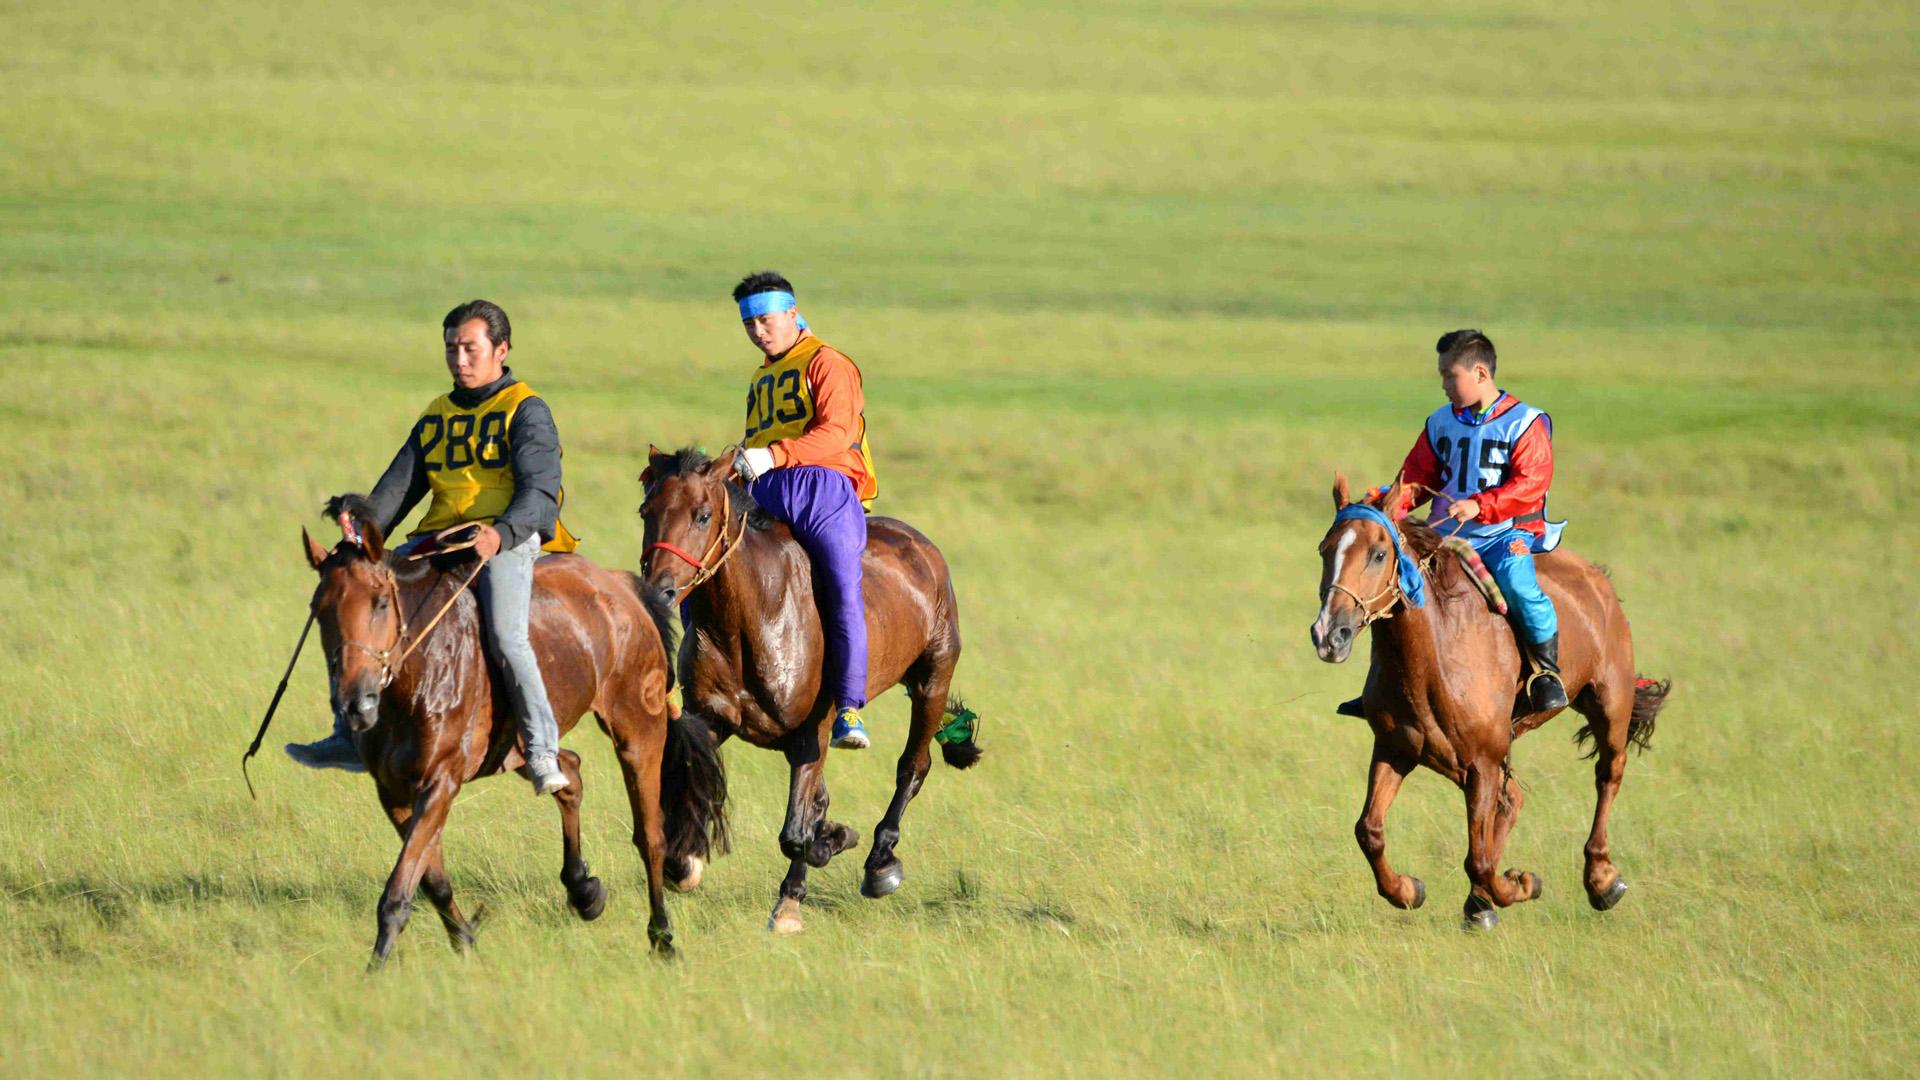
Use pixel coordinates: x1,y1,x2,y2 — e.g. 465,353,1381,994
736,446,777,482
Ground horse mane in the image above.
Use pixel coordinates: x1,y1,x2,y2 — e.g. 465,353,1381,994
1393,517,1476,603
651,448,772,531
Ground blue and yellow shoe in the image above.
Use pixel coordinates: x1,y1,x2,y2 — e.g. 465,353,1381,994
830,706,870,750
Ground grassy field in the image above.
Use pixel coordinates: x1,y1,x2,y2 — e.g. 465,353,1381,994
3,0,1917,1074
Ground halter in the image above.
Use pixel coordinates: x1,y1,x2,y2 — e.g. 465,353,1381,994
333,554,485,690
644,501,748,598
1324,503,1430,626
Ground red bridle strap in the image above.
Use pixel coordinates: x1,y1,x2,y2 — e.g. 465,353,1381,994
645,540,707,570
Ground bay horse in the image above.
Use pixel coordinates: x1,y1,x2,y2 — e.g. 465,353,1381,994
637,447,982,934
1310,475,1669,929
300,495,727,966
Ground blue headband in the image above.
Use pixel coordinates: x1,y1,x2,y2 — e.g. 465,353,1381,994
1332,503,1426,609
738,290,808,330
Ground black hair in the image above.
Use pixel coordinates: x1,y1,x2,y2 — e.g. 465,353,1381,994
1436,329,1496,375
443,299,512,348
731,271,794,302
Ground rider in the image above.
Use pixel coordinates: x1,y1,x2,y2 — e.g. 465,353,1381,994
1337,329,1570,717
728,271,881,750
286,299,580,794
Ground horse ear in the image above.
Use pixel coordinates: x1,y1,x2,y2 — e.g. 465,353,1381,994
640,443,666,486
302,527,329,571
1380,476,1412,521
710,447,740,481
359,520,386,562
1332,473,1351,509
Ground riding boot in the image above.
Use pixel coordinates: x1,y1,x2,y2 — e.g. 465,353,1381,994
1523,634,1571,712
284,713,367,772
1336,697,1366,718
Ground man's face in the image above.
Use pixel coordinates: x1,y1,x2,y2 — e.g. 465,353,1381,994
742,307,802,359
445,318,507,390
1439,358,1492,409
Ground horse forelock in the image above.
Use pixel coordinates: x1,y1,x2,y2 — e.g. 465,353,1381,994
650,446,769,530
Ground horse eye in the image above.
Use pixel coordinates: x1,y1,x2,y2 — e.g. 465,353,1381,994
1371,549,1387,564
694,508,712,526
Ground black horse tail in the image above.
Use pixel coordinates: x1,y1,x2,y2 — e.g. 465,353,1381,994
634,578,677,696
1628,676,1669,753
662,712,729,861
938,695,985,770
1575,676,1669,758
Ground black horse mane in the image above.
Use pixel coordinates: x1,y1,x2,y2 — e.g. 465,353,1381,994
1389,516,1474,600
649,448,772,531
321,494,392,561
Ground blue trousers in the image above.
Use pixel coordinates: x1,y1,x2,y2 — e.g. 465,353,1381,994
749,466,869,709
1474,527,1558,644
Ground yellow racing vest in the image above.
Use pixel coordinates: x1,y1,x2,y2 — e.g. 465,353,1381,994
411,381,579,553
742,335,880,508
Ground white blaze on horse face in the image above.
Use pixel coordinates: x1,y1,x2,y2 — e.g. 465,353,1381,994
1313,528,1360,642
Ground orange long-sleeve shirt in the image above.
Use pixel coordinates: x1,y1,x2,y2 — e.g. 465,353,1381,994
765,341,875,495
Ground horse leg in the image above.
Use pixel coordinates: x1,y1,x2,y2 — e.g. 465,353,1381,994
1488,763,1543,907
1576,683,1634,910
381,791,480,953
770,724,833,934
371,774,457,968
862,683,947,899
1459,758,1539,930
1355,744,1423,910
607,711,675,957
550,749,606,922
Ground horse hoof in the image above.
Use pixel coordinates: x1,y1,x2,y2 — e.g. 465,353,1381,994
861,860,904,899
667,856,704,893
568,875,607,921
1524,872,1543,901
1461,908,1499,932
768,897,805,935
1589,876,1629,911
1408,877,1426,910
1461,895,1498,931
649,931,678,961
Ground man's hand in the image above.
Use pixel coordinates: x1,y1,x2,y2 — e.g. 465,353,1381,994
472,524,503,560
736,447,777,482
1447,498,1482,523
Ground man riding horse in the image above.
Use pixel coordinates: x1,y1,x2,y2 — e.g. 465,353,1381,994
728,271,881,751
287,298,580,795
1335,329,1570,718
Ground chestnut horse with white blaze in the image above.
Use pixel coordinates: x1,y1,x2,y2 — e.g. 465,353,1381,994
1310,475,1669,929
301,496,726,966
638,447,982,934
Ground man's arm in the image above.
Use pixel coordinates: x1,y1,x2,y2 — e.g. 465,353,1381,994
1471,417,1553,523
492,397,563,551
770,348,864,468
367,425,429,539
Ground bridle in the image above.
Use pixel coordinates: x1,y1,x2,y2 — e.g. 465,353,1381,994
643,491,748,599
1323,558,1406,627
330,555,484,690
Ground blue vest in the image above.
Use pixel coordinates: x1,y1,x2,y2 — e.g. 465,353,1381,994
1422,395,1564,550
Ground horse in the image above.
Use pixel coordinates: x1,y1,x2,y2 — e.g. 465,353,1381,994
1309,475,1670,929
636,447,982,934
299,495,727,966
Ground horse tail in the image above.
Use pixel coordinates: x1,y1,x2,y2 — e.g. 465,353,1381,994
661,712,730,861
1628,676,1669,753
633,577,677,695
937,695,985,770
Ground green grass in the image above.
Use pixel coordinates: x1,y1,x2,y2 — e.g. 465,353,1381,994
3,0,1917,1074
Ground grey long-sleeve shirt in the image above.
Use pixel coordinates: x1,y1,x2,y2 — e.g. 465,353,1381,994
365,368,563,551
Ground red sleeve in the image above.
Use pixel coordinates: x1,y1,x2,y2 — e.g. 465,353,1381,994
1475,417,1553,523
770,347,865,468
1396,428,1443,512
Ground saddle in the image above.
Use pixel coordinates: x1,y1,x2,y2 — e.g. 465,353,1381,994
1439,538,1508,616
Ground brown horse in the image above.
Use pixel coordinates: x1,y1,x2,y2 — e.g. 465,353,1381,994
637,447,982,933
1310,475,1669,929
300,496,727,965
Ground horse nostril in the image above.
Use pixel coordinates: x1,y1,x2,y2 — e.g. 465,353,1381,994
1332,625,1353,646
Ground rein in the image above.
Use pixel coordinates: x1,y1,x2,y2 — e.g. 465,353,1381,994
344,556,486,689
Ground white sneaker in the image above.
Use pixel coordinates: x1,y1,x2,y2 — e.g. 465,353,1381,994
527,754,569,795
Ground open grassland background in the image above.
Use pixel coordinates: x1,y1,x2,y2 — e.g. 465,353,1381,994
2,0,1917,1074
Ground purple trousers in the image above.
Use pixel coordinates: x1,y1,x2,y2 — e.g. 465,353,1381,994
749,465,869,709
